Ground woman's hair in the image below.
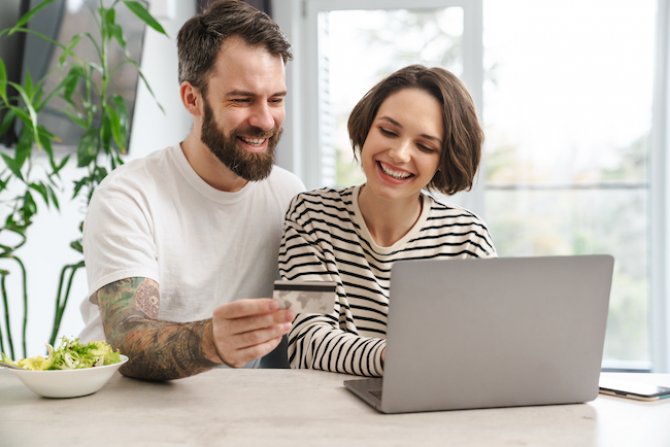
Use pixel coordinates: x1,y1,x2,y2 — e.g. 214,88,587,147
348,64,483,195
177,0,292,94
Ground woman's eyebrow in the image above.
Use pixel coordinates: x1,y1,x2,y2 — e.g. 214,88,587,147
378,116,401,127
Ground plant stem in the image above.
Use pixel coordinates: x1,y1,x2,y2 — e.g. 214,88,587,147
0,273,15,359
11,256,28,358
49,261,84,346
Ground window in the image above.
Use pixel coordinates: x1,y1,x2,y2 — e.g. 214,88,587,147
276,0,670,371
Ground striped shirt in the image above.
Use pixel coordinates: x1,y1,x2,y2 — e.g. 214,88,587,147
278,186,497,377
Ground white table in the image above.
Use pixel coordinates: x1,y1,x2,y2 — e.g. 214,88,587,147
1,369,669,447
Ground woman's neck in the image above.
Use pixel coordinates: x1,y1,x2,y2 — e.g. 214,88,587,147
357,185,423,247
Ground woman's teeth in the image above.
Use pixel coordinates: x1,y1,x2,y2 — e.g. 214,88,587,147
379,162,411,179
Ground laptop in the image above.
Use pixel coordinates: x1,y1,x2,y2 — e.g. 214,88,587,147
344,255,614,414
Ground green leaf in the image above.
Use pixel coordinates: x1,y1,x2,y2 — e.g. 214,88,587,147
48,185,60,210
123,0,167,35
0,109,16,136
104,7,117,31
29,182,50,206
8,105,30,125
14,133,32,170
63,66,84,103
59,34,81,66
13,0,55,31
70,240,83,254
54,154,71,174
20,71,35,98
12,83,40,144
101,114,112,151
0,59,7,103
110,23,126,49
108,95,129,152
76,129,98,167
72,177,87,199
22,190,37,218
1,153,24,181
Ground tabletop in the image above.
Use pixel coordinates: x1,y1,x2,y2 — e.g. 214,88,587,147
1,368,670,447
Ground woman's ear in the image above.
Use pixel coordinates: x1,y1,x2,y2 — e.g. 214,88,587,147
180,82,202,117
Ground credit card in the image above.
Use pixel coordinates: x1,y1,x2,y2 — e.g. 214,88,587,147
273,280,337,314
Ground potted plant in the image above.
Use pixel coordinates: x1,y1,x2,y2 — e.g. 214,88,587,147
0,0,167,358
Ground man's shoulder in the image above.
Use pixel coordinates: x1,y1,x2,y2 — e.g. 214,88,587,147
97,146,175,189
90,146,177,205
267,165,305,190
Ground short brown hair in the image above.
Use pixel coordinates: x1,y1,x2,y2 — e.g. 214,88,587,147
177,0,292,94
348,65,483,195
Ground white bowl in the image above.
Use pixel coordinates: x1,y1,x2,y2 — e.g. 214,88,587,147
3,355,128,398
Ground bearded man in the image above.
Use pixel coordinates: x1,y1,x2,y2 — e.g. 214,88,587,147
79,0,304,381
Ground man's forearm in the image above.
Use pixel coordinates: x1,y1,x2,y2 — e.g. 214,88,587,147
96,277,222,381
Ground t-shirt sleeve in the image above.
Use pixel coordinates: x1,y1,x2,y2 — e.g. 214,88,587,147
83,179,160,297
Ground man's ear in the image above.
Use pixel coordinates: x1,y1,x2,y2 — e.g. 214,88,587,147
180,81,202,116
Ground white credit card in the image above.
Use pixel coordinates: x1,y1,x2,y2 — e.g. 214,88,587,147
273,280,337,314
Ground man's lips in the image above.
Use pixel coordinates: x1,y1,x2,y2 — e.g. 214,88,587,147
237,134,271,153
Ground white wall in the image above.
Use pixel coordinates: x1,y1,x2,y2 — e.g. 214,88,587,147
3,0,194,358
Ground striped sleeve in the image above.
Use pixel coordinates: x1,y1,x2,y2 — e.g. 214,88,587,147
278,193,386,377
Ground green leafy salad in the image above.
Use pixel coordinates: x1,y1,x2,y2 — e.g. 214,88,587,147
1,337,122,371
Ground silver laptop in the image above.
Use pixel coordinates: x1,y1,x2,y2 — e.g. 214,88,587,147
344,255,614,414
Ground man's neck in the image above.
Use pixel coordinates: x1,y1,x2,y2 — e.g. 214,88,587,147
180,134,248,192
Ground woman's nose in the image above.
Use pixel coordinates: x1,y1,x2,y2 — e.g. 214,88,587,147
388,139,412,163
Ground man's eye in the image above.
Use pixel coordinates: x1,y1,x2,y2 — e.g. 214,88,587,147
231,98,252,104
269,97,284,105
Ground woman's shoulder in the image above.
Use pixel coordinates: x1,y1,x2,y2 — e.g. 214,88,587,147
424,193,489,226
292,186,355,207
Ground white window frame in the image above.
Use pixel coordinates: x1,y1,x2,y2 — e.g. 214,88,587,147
651,0,670,372
275,0,670,372
275,0,483,207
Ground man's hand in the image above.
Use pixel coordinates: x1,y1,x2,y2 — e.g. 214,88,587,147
210,298,294,368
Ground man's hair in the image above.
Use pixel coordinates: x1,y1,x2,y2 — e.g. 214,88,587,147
177,0,292,94
347,64,483,195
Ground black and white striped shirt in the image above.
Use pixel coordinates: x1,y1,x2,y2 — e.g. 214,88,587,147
278,186,497,377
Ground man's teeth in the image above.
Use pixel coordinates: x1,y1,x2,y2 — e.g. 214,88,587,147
380,162,411,179
240,137,265,145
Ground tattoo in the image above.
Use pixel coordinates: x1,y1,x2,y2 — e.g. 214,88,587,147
96,277,219,381
135,281,159,318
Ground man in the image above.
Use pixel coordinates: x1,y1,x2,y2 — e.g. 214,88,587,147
78,0,304,381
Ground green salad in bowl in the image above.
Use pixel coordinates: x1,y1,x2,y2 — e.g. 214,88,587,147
1,337,128,398
2,337,123,370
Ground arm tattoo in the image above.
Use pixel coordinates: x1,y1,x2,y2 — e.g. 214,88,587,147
96,277,221,381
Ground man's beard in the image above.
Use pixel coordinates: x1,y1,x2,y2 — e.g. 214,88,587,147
200,99,280,181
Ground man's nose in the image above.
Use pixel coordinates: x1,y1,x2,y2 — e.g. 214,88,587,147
248,102,274,131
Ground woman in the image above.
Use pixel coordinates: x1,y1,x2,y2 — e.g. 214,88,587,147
278,65,497,377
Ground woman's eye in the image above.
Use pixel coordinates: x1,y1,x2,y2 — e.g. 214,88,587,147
418,144,437,153
379,127,397,137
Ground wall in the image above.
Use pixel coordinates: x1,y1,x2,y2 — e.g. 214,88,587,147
3,0,194,357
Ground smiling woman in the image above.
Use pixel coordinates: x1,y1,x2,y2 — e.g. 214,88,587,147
277,65,496,377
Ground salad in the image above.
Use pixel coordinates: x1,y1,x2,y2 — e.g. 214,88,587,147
1,337,122,371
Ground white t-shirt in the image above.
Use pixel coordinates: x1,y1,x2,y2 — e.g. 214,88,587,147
79,144,304,342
